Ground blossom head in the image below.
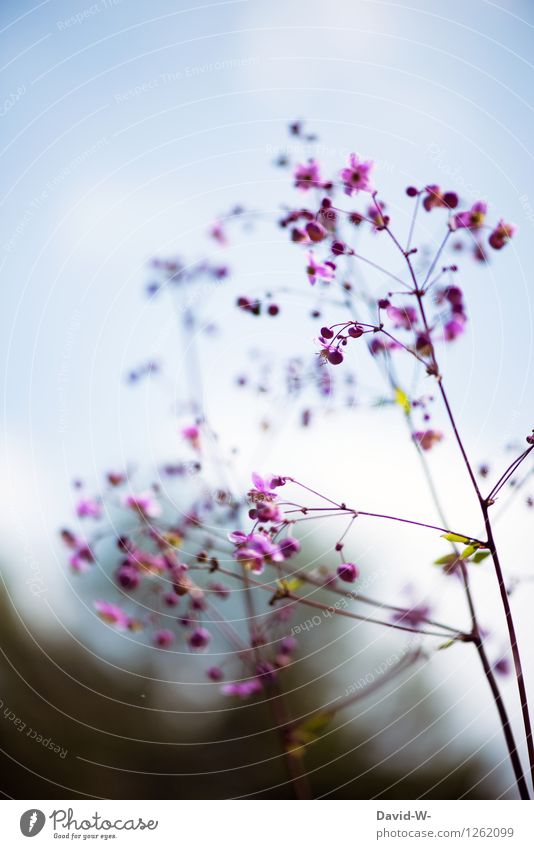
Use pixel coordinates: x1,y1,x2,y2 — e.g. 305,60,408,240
294,159,322,191
181,425,201,451
340,153,374,195
154,629,174,648
412,429,443,451
337,562,359,583
489,220,516,250
189,627,211,650
453,201,487,230
306,252,335,286
75,498,102,519
94,600,130,629
122,491,161,519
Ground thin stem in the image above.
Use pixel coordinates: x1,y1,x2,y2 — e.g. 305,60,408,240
487,446,534,502
482,507,534,791
459,562,530,799
380,213,533,797
241,564,311,799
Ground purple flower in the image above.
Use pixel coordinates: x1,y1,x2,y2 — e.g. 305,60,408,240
306,252,336,286
154,629,174,647
122,491,161,519
294,159,322,191
116,564,140,590
181,424,201,451
94,600,130,629
452,201,487,231
337,562,359,583
387,304,418,330
489,220,516,250
75,498,102,519
412,430,443,451
340,153,374,195
221,679,263,699
391,603,431,627
249,472,279,500
189,627,211,650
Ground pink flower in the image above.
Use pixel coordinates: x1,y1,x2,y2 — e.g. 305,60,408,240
340,153,374,195
306,252,336,286
453,201,487,230
94,600,130,629
181,424,201,451
75,498,102,519
412,429,443,451
249,472,279,500
443,317,466,341
208,219,227,245
122,491,161,519
188,627,211,650
154,629,174,647
387,304,418,330
317,339,344,365
392,603,432,627
61,529,94,573
221,678,263,699
230,530,284,574
337,562,359,583
367,201,389,231
116,564,140,590
294,159,322,191
489,220,516,250
422,185,458,212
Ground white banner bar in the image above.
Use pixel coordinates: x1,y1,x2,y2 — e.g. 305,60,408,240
1,800,533,847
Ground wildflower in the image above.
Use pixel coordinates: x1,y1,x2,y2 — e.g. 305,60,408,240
249,472,280,500
387,304,418,330
489,220,516,250
306,252,336,286
367,201,389,231
94,600,130,629
413,429,443,451
75,498,102,519
208,219,227,245
154,629,174,647
230,530,286,574
494,657,510,676
116,564,140,590
278,537,301,559
107,470,126,487
422,185,458,212
294,159,322,191
443,317,466,341
340,153,374,195
181,424,201,451
163,591,180,606
61,530,94,573
452,201,487,230
337,562,359,583
207,666,223,681
305,220,327,242
391,603,431,627
122,491,161,519
188,627,211,650
221,679,263,699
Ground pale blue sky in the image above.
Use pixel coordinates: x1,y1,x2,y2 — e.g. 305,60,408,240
1,0,534,790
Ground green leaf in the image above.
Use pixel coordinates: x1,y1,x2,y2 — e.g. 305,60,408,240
472,550,491,563
438,639,457,650
460,544,478,559
434,554,458,565
441,532,470,544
